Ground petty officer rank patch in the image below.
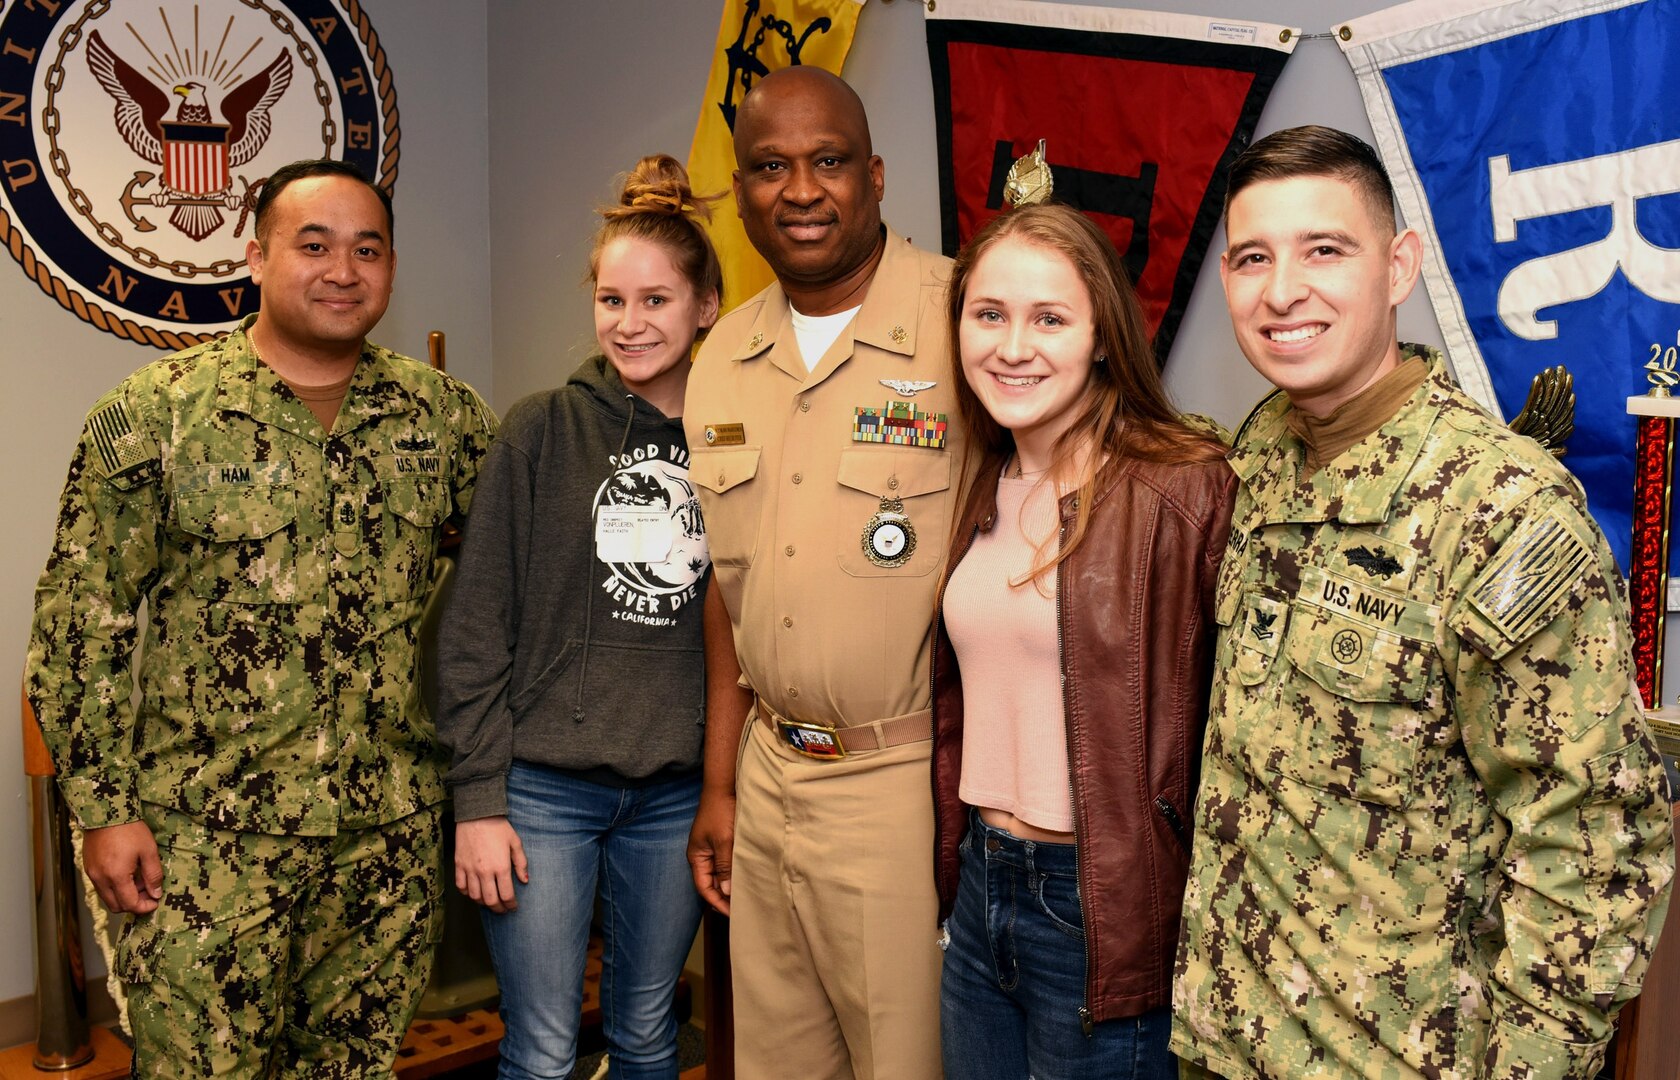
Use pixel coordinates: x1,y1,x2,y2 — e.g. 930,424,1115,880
853,400,948,448
1243,592,1287,657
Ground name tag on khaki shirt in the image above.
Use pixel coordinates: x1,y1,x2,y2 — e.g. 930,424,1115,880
703,423,746,447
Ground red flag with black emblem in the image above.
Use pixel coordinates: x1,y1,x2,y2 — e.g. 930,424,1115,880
927,0,1298,364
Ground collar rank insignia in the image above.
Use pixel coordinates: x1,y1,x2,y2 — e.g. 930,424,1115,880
880,379,935,397
853,400,947,449
1345,545,1404,579
888,325,908,345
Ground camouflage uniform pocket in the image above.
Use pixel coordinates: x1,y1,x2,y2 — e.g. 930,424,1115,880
1278,603,1440,809
113,910,164,987
175,477,299,604
378,476,450,600
1226,589,1289,686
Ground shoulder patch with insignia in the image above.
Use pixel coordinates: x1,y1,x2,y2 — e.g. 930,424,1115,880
1463,503,1594,656
87,398,154,480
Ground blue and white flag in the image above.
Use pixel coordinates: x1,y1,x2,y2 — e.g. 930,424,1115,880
1339,0,1680,601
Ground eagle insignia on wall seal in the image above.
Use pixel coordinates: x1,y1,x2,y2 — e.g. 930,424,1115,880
0,0,400,350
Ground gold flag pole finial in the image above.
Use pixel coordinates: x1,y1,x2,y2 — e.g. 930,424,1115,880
1003,139,1054,208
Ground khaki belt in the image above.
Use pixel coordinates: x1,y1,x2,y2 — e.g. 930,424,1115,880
755,698,930,760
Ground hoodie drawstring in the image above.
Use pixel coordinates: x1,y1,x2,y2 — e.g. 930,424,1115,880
574,394,641,723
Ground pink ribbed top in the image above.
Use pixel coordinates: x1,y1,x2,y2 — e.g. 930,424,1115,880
944,474,1073,833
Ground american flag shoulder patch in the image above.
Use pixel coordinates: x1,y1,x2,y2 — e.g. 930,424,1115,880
1468,503,1593,647
87,398,153,479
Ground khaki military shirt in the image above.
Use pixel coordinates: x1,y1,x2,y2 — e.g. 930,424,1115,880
1171,351,1674,1080
27,316,496,836
684,229,962,727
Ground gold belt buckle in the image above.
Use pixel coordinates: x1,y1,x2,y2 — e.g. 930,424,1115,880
776,718,847,760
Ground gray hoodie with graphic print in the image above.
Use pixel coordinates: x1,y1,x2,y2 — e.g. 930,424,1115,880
437,355,709,821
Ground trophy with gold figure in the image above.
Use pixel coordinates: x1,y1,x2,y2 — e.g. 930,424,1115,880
1627,333,1680,754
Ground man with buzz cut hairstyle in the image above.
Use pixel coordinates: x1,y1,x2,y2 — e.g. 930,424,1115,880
1171,124,1674,1080
682,65,961,1079
27,158,495,1077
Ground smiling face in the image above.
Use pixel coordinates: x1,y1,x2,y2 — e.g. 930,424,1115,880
731,68,884,310
246,174,395,364
958,236,1098,469
593,235,718,414
1220,173,1421,417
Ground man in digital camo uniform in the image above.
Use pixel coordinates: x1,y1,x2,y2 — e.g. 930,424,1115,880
26,160,495,1077
1170,125,1674,1080
683,67,961,1079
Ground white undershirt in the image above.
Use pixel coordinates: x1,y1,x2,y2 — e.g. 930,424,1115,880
790,306,860,373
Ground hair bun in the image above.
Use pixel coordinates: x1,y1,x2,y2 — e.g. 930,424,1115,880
606,153,712,223
588,153,724,308
628,188,686,216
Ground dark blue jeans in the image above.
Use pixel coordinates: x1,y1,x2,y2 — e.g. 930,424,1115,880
940,810,1175,1080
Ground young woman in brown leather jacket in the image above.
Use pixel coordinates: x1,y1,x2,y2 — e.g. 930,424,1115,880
931,203,1236,1080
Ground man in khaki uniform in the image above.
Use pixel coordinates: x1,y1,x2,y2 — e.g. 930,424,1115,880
684,67,961,1079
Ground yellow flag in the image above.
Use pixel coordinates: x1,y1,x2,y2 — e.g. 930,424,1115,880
687,0,866,313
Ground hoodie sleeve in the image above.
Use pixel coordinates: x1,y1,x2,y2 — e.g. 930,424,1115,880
436,403,538,821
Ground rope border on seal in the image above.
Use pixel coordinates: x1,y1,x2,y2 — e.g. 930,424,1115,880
0,0,401,351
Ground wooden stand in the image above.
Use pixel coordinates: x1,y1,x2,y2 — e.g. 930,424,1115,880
0,1026,128,1080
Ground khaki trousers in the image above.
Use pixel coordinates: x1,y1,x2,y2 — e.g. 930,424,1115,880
730,711,943,1080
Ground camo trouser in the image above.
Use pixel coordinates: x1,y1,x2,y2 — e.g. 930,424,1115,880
116,803,443,1078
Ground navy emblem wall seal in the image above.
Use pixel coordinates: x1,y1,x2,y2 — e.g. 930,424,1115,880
0,0,398,349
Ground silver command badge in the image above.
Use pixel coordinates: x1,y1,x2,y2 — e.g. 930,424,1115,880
862,496,916,568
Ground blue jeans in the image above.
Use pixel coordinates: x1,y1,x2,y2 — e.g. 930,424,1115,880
941,811,1175,1080
483,762,702,1080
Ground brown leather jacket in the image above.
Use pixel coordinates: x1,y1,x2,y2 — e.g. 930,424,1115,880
932,450,1236,1023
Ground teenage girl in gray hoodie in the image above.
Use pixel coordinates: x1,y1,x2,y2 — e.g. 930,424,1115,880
437,155,720,1080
